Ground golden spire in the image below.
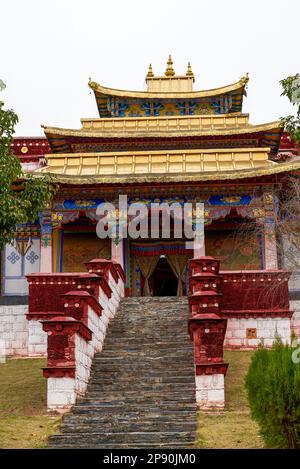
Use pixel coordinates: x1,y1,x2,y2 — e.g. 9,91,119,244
186,62,195,81
165,55,175,77
146,64,154,79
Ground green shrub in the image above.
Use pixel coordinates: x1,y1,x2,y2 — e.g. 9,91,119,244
245,338,300,448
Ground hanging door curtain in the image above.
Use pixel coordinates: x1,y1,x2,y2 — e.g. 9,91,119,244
132,242,192,296
166,254,190,296
137,255,160,296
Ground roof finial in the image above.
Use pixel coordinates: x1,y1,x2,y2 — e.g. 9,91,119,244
146,64,154,79
186,62,195,81
165,55,175,77
239,72,249,86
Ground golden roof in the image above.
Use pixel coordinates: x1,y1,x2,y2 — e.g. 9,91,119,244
88,76,249,100
43,115,283,139
33,147,300,184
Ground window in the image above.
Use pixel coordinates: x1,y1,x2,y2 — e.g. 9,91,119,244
246,328,257,339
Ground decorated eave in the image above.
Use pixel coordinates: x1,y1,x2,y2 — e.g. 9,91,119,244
43,117,283,155
88,58,249,117
89,78,248,118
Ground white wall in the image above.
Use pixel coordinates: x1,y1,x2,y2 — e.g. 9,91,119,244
0,305,29,356
224,317,291,349
195,374,225,409
28,320,47,356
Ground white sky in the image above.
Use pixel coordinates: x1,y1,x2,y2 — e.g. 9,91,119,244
1,0,299,136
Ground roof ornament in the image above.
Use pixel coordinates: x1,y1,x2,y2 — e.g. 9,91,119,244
186,62,195,82
146,64,154,79
239,72,249,86
165,55,175,77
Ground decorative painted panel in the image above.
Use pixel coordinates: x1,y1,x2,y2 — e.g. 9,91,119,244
24,239,41,275
2,238,40,295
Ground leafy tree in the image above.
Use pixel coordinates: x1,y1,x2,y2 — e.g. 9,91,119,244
0,81,56,250
246,339,300,448
280,73,300,145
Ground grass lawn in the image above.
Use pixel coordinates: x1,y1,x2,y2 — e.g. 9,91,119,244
197,350,264,449
0,358,60,448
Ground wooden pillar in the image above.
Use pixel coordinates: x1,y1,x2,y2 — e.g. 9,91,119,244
39,211,53,273
111,236,124,270
187,202,205,258
193,235,205,258
263,191,278,270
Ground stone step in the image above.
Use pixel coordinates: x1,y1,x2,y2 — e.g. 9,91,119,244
97,346,193,354
92,358,194,365
60,420,196,433
103,339,190,347
88,377,195,385
49,431,195,445
73,403,197,414
94,354,193,362
90,368,194,377
62,411,197,424
90,366,193,372
49,441,194,449
87,381,195,390
108,324,189,330
118,301,188,306
78,395,195,405
83,395,196,404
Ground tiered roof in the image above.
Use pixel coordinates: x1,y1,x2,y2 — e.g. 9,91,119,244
43,115,283,155
33,57,300,184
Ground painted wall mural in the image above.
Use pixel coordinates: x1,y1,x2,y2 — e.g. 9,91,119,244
205,230,260,270
62,233,110,272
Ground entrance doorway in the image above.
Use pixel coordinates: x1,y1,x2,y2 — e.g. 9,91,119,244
150,257,178,296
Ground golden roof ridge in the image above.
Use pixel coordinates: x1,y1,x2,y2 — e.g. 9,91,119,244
42,120,282,139
88,75,249,99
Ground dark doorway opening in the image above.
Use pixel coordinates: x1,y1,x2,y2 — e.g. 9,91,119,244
150,257,177,296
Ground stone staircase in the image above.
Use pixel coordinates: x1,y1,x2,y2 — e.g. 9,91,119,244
49,297,197,448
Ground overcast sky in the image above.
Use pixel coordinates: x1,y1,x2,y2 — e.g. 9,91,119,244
1,0,299,136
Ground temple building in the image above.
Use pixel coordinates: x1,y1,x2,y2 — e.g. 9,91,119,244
1,57,300,417
2,56,299,300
